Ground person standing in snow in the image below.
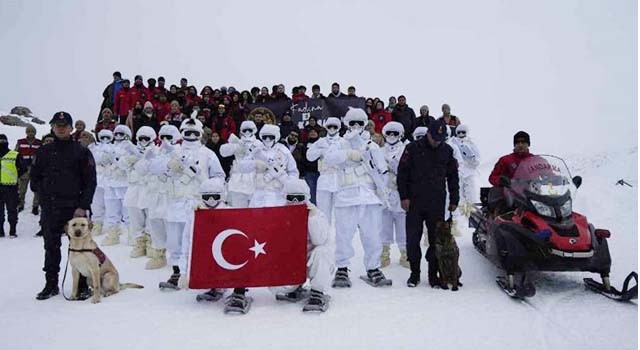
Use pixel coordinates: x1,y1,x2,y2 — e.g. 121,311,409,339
0,134,28,238
397,120,459,288
31,112,96,300
14,125,41,214
449,124,480,216
391,95,416,138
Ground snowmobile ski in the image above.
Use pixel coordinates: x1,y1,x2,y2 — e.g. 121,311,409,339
584,272,637,302
224,294,253,314
359,275,392,287
196,289,224,302
302,292,331,313
275,286,309,302
496,276,535,299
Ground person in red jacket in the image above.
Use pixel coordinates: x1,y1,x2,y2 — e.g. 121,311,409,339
94,108,118,134
488,131,533,186
210,104,236,142
369,100,392,134
154,94,172,124
132,75,150,100
113,79,134,124
15,125,42,214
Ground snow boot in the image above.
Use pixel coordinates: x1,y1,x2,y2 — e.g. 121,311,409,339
145,248,167,270
144,233,152,258
380,245,390,268
360,268,392,287
196,289,225,302
303,289,330,312
129,236,147,258
332,267,352,288
36,279,59,300
9,224,17,239
91,220,104,236
101,226,121,246
399,249,410,268
407,272,420,287
276,286,309,302
224,289,252,314
159,266,180,290
74,276,92,300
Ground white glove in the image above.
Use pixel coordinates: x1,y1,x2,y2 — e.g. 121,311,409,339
347,150,362,162
124,155,138,167
167,157,184,172
255,160,269,172
228,133,241,145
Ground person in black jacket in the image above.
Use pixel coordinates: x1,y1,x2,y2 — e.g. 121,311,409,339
30,112,97,300
397,120,459,288
392,95,417,138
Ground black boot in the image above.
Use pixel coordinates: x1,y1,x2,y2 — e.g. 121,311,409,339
9,224,17,238
36,279,60,300
32,207,39,215
427,262,440,288
0,226,5,238
407,271,420,287
75,275,92,300
34,230,43,237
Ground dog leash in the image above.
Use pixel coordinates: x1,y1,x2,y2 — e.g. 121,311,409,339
61,247,74,301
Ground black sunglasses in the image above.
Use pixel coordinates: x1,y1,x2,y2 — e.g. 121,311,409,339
456,131,466,135
261,135,276,141
348,121,365,127
114,132,126,137
326,125,339,130
286,194,306,202
385,131,400,137
202,194,221,201
241,129,254,134
160,135,173,141
137,136,151,142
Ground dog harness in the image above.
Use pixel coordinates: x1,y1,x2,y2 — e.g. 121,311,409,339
69,247,107,266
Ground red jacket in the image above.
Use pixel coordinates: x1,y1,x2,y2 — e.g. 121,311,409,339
292,93,309,103
488,151,534,186
16,138,42,164
95,120,117,134
154,101,172,124
114,87,141,117
210,115,236,143
369,110,392,134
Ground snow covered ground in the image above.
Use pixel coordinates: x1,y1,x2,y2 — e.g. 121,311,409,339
0,118,636,349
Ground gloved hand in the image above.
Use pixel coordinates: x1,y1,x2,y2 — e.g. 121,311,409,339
167,157,184,172
347,150,362,162
255,159,269,172
124,155,138,167
228,133,241,145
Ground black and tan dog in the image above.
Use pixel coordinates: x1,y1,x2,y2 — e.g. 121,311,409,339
434,219,463,291
66,217,143,303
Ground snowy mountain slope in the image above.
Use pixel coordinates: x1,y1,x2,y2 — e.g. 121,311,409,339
0,121,635,350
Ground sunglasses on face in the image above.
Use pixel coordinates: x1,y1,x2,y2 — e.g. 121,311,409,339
261,135,276,141
184,130,200,137
241,129,254,134
160,135,173,141
286,194,306,202
202,194,221,201
385,131,400,137
457,131,466,135
137,136,151,142
348,121,365,127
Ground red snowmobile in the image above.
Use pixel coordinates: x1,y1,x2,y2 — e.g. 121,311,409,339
470,154,637,301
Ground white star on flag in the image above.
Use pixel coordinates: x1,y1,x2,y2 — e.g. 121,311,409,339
249,240,267,258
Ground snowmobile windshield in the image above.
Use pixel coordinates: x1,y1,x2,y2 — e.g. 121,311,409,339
511,155,576,200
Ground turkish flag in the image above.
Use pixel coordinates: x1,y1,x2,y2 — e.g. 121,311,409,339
188,205,308,289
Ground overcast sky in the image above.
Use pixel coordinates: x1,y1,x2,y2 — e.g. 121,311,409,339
0,0,636,160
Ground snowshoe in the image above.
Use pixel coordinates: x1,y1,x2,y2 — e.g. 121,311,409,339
496,275,536,299
584,272,638,302
360,269,392,287
224,293,253,314
302,290,330,312
332,268,352,288
276,286,309,302
196,289,224,302
159,273,180,291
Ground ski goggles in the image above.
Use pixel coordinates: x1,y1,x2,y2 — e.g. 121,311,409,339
286,194,306,202
456,131,466,136
202,194,221,201
348,120,365,127
99,136,112,141
241,128,255,134
160,135,173,141
137,136,152,142
326,125,339,130
114,132,126,138
385,131,400,137
261,135,276,141
183,130,201,137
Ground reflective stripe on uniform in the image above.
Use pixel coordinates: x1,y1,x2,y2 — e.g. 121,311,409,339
0,150,19,185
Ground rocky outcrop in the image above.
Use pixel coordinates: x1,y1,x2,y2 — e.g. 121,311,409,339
10,106,33,117
0,114,31,127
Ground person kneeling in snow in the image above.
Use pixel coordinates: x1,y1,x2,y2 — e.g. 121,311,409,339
270,178,334,312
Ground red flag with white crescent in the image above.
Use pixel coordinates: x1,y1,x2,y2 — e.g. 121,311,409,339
188,205,308,289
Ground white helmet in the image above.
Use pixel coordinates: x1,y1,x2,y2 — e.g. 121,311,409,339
136,126,156,148
239,121,257,139
455,124,469,138
180,118,204,142
97,129,113,143
413,126,428,140
382,121,404,145
343,107,368,134
284,178,311,204
324,117,341,136
259,124,280,148
199,177,226,208
158,124,181,145
113,125,132,141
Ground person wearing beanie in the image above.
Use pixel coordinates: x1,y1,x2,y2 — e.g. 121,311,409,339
15,125,42,214
128,100,159,138
488,130,533,187
1,134,28,238
100,71,124,118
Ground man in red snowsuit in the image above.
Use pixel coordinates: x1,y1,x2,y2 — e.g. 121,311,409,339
488,131,533,186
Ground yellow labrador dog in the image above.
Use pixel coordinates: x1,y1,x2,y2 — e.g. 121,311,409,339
66,217,143,303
